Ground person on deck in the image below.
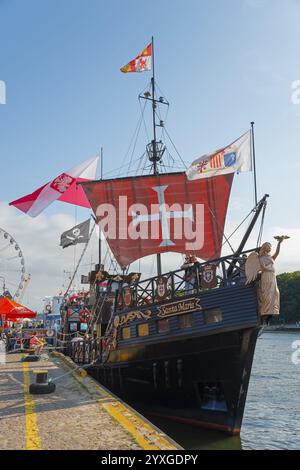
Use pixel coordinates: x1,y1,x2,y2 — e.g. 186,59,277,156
181,255,199,294
29,332,45,355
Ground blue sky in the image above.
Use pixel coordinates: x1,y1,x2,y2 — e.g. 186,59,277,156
0,0,299,308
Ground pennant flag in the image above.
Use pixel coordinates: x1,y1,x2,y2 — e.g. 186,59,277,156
120,43,152,73
60,219,90,249
9,156,98,217
186,131,252,180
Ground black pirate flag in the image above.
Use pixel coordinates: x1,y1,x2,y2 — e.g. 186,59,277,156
60,219,90,249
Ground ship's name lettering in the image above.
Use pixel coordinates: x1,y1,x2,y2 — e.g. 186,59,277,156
157,298,202,317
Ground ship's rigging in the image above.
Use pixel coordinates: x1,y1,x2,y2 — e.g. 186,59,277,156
60,36,264,303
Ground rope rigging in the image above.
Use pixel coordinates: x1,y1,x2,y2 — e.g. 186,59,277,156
257,201,267,248
56,74,267,363
63,219,96,299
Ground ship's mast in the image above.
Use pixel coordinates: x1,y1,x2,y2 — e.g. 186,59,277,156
151,37,158,177
151,37,161,275
140,36,169,276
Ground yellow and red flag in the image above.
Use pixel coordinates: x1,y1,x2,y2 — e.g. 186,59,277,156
120,43,152,73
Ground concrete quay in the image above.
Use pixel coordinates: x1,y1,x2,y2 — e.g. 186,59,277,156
0,351,180,451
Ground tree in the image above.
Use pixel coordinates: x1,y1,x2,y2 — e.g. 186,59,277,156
275,272,300,324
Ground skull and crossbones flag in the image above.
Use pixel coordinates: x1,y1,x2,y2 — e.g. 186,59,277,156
60,219,91,249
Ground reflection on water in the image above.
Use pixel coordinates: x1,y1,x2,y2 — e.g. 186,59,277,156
148,416,242,450
148,333,300,450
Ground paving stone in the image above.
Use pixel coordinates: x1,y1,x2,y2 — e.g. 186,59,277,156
0,353,140,450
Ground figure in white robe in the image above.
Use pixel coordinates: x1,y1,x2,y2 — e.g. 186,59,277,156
245,237,286,319
258,243,280,316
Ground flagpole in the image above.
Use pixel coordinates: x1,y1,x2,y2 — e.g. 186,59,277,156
151,36,158,176
251,122,258,207
150,36,162,276
64,223,97,298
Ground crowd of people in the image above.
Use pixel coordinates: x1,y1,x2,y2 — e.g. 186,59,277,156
1,328,47,354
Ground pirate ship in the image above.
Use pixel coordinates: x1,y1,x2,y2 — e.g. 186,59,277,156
63,39,273,435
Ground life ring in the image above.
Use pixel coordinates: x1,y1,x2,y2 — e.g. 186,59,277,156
79,309,91,323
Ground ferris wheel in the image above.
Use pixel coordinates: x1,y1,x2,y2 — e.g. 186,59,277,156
0,227,26,299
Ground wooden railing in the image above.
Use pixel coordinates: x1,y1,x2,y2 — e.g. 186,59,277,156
66,249,257,364
67,337,103,365
117,249,255,310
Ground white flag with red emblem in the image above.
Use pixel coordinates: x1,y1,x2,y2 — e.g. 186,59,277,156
9,156,98,217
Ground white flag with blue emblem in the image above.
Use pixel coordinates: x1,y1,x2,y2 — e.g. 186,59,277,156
186,131,252,180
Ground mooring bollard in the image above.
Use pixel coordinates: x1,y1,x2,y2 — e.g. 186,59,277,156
34,370,48,384
29,369,56,395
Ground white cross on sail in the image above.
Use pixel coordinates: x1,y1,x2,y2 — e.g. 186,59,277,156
131,185,194,247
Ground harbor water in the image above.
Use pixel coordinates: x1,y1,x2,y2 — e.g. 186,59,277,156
149,332,300,450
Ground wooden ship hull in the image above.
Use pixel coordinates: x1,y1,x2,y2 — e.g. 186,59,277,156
69,278,261,435
63,181,269,436
90,328,259,435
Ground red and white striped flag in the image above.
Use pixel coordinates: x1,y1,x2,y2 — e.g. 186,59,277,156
9,156,98,217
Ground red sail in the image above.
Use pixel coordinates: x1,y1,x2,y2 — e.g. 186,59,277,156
81,172,233,268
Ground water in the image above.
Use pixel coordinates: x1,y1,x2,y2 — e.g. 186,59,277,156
150,332,300,450
242,332,300,450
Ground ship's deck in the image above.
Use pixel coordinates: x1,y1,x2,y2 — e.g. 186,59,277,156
0,350,179,450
